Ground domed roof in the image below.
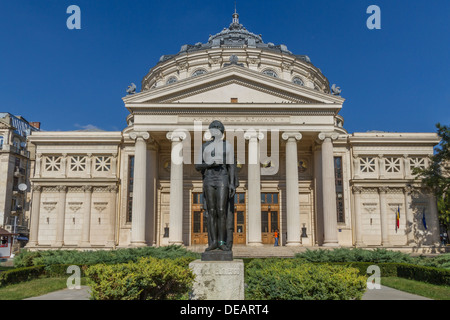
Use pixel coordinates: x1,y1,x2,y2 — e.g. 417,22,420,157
158,11,311,64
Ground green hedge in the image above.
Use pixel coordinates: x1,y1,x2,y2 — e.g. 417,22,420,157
321,262,450,286
396,264,450,286
0,266,46,287
85,257,195,300
245,259,367,300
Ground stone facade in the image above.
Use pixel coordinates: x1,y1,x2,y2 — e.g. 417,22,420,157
25,12,442,252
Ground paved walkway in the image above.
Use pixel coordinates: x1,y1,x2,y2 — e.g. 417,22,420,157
24,285,431,300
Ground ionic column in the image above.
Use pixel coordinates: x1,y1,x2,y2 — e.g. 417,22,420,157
130,131,150,246
166,131,187,245
55,185,67,247
352,186,365,246
378,186,391,246
80,185,93,247
107,185,118,247
282,131,302,246
313,145,324,245
244,129,264,246
318,132,339,247
28,185,42,246
404,186,415,246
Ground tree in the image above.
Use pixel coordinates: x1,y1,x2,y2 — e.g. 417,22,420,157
413,123,450,237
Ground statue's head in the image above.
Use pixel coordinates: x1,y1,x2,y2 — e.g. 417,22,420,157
209,120,225,138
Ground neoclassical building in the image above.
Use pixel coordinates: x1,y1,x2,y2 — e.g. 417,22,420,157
26,12,441,252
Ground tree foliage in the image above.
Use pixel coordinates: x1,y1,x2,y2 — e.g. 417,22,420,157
414,123,450,231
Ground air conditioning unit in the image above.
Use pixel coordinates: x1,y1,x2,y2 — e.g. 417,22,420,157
5,225,13,232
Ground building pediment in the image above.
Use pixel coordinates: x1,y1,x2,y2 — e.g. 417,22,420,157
123,65,344,111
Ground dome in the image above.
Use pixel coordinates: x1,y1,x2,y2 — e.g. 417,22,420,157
158,11,311,64
142,10,330,94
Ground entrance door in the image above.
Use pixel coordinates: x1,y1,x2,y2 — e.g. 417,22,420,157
233,193,246,245
191,193,208,245
261,193,280,244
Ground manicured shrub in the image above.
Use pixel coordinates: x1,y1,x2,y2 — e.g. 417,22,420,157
85,257,195,300
14,245,200,268
245,259,367,300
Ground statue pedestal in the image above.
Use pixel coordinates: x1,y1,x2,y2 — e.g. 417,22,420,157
201,250,233,261
189,259,245,300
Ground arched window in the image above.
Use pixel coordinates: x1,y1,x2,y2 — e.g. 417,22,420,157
292,76,304,86
166,76,177,85
262,69,278,78
192,69,207,77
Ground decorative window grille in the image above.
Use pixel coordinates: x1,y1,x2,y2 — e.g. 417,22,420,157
127,156,134,223
262,69,278,78
360,157,376,173
409,158,426,171
192,69,207,77
385,157,401,173
94,156,111,172
45,156,62,172
292,77,304,86
334,157,345,223
70,156,86,172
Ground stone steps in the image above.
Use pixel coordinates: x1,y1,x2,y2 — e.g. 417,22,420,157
187,245,316,258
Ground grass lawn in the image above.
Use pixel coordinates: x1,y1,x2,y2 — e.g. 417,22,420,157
382,277,450,300
0,277,87,300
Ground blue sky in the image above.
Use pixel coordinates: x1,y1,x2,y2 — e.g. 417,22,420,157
1,0,449,134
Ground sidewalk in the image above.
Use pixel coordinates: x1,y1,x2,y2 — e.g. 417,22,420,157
24,285,431,300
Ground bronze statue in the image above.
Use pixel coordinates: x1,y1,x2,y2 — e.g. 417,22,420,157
195,120,239,254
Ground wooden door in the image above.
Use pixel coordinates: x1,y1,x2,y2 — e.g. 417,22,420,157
261,193,280,244
191,193,208,245
233,193,246,245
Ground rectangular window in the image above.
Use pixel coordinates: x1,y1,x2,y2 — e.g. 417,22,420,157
334,157,345,223
127,156,135,223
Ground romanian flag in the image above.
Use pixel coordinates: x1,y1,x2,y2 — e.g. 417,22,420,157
422,208,427,230
395,206,400,232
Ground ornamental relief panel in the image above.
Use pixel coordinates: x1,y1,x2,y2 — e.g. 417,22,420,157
38,154,117,178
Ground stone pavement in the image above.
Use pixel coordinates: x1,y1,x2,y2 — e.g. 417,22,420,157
24,284,431,300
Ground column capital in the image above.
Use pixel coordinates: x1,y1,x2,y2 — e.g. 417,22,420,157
82,185,93,193
378,186,390,194
166,131,187,142
129,131,150,141
352,185,364,194
318,132,339,141
244,129,264,141
56,185,67,193
282,131,302,141
32,184,42,192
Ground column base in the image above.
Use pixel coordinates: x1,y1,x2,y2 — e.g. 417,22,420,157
168,241,184,246
354,241,366,247
322,242,340,247
286,241,302,247
130,241,150,247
